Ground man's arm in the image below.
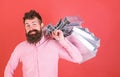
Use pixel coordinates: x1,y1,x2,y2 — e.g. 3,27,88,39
52,30,83,63
4,46,21,77
58,38,83,63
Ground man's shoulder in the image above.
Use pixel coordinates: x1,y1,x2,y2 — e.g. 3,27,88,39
15,40,28,48
12,41,28,54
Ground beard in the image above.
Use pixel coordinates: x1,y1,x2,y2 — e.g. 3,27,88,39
26,29,43,44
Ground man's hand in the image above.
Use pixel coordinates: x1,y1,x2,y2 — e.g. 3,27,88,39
51,30,64,41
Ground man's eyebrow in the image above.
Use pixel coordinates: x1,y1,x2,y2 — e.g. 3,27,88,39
25,23,29,25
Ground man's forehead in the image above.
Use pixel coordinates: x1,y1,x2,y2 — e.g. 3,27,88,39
25,18,39,24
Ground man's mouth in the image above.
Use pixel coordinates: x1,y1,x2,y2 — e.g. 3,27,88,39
30,31,36,35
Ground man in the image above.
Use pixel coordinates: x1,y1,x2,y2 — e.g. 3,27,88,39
4,10,83,77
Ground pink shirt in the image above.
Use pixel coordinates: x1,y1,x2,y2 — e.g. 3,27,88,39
4,36,83,77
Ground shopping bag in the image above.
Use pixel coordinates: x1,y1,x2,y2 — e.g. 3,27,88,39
66,26,100,62
45,16,100,63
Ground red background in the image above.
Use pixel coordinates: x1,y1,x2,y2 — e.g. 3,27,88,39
0,0,120,77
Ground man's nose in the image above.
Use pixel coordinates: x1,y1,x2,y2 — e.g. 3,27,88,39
28,25,34,30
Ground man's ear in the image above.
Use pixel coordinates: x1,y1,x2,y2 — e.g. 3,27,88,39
40,23,44,28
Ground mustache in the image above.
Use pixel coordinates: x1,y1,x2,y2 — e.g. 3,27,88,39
28,29,38,35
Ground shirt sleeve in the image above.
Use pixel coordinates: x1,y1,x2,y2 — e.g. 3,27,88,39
58,38,83,64
4,45,21,77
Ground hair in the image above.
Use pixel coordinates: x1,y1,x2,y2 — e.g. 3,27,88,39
23,10,42,23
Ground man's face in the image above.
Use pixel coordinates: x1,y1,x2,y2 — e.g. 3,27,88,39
24,17,43,44
25,17,42,34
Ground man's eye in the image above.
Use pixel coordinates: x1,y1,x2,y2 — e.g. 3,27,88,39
33,24,36,25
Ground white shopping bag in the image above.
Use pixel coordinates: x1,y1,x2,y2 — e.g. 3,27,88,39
66,26,100,63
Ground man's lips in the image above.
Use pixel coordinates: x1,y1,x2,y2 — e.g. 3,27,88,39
30,31,36,34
